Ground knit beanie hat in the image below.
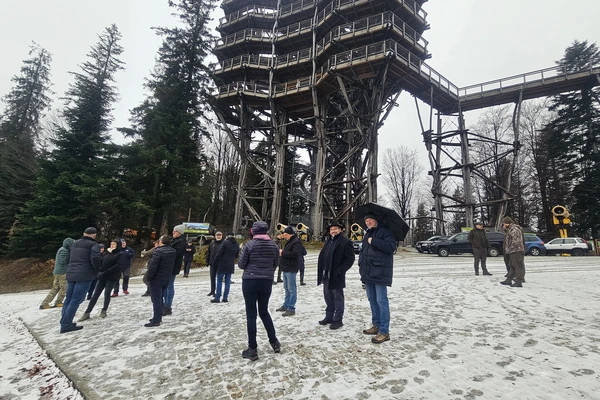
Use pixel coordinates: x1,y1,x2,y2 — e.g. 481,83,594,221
252,221,269,235
502,217,513,224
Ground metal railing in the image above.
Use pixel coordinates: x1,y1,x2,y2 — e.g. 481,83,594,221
219,0,428,35
316,0,427,27
215,11,429,74
219,5,277,27
213,49,313,75
458,61,600,98
279,0,316,18
215,28,274,49
216,39,457,100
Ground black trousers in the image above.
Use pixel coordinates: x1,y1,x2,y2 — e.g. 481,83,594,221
209,264,217,293
184,260,192,276
242,279,277,349
85,279,117,314
149,280,168,324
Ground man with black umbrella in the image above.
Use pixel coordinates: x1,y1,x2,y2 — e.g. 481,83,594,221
359,215,397,344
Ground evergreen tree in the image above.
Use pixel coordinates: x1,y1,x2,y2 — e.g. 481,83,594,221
121,0,218,237
0,43,53,253
546,40,600,237
413,202,434,242
8,25,124,258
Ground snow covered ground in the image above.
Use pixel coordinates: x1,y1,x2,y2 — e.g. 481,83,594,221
1,250,599,399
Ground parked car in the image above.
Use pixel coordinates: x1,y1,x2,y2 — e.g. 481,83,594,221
524,234,546,256
429,231,504,257
415,236,446,253
544,237,591,256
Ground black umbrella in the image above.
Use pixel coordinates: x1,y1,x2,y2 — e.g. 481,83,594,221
355,203,409,241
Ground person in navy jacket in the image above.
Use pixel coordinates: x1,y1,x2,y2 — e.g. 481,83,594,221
358,215,397,344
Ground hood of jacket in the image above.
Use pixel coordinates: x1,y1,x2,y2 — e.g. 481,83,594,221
63,237,75,249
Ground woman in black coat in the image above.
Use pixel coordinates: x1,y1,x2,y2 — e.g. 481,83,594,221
145,235,177,327
79,239,125,321
211,233,240,303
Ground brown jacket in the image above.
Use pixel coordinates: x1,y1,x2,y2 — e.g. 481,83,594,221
504,224,525,254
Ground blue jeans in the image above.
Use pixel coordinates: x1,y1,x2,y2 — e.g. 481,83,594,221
216,273,231,301
242,279,277,349
163,275,177,308
365,282,390,335
60,281,92,331
282,271,297,311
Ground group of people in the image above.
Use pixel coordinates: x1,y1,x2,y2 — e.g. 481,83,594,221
468,216,526,287
41,215,399,359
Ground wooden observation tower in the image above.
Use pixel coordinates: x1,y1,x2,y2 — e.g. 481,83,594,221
212,0,432,236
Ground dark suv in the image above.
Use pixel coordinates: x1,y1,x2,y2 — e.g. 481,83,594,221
429,231,504,257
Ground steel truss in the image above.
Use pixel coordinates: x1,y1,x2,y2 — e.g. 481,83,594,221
213,0,430,236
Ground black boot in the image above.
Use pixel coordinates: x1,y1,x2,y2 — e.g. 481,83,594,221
474,268,480,276
510,281,523,287
482,269,493,276
242,347,258,361
500,279,512,285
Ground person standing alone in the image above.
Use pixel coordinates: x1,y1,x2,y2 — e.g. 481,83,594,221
60,227,101,333
316,221,355,330
206,232,224,296
183,241,196,278
468,221,492,276
359,215,396,344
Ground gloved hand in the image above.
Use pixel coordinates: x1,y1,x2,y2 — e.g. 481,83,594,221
96,272,104,280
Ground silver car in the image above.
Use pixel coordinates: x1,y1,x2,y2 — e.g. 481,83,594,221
544,237,591,256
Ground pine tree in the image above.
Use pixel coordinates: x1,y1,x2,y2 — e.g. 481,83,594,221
8,25,124,258
413,202,434,242
120,0,217,237
0,43,53,253
546,40,600,237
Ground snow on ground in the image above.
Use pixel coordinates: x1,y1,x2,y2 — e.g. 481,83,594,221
1,250,599,399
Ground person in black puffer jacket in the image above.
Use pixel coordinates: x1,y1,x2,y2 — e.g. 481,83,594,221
238,221,281,361
79,239,126,321
145,235,177,327
60,227,101,334
211,232,240,303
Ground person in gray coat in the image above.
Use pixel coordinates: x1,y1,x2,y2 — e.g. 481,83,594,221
40,237,74,309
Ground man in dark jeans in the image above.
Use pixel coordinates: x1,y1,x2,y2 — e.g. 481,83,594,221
60,227,101,333
467,220,492,276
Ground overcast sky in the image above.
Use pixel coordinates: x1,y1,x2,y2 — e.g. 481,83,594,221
1,0,598,175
